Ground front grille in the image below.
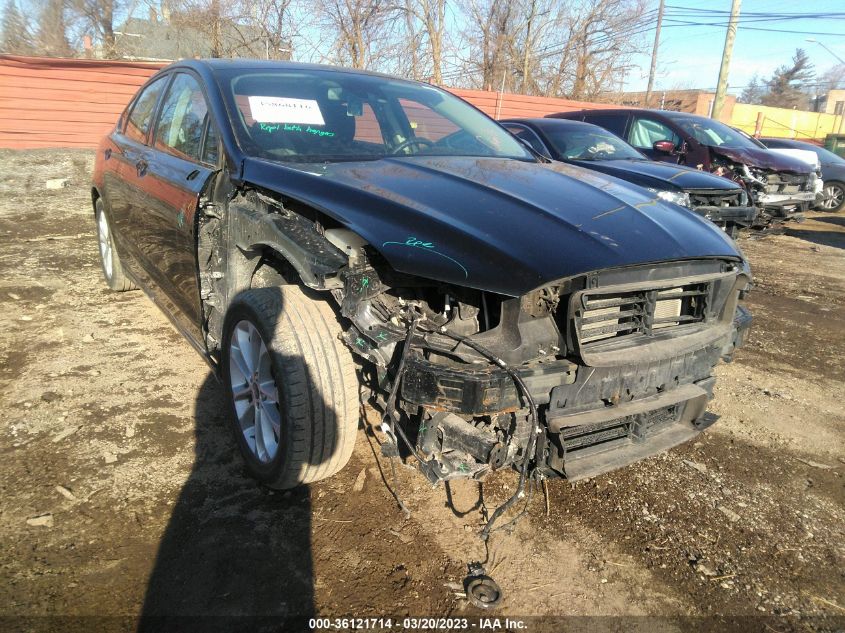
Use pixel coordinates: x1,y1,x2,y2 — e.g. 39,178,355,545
687,189,744,209
764,172,811,195
576,283,709,345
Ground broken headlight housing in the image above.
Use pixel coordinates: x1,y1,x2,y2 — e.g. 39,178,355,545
648,188,691,209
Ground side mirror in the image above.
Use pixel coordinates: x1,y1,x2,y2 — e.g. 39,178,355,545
653,140,675,154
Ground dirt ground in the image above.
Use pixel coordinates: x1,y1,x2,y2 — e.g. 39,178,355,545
0,149,843,633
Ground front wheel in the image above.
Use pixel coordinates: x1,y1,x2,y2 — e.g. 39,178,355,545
820,181,844,212
221,286,359,488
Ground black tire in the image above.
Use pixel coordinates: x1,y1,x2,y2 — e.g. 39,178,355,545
94,198,136,292
820,181,845,213
221,286,359,488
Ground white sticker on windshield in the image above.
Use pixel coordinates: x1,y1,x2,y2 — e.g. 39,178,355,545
247,96,325,125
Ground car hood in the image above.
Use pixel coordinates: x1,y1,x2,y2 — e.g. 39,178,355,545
571,158,741,191
241,156,741,296
710,145,812,173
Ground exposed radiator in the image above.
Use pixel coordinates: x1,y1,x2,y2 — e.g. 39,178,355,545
576,283,709,345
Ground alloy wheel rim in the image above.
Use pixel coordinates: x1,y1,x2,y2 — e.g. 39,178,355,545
97,209,113,279
822,184,844,210
229,320,281,463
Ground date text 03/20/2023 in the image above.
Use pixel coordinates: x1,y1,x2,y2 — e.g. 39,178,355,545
309,618,528,630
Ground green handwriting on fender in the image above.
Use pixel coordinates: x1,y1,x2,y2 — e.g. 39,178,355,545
381,236,468,278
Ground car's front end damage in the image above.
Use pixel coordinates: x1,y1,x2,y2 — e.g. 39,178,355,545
709,149,816,225
203,154,753,527
685,188,757,236
332,246,752,484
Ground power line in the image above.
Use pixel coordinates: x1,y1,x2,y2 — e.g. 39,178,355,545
663,21,845,36
665,5,845,17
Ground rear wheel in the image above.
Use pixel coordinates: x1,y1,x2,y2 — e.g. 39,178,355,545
95,198,136,291
820,181,844,212
221,286,359,488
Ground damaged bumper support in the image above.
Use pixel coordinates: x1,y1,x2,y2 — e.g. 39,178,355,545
403,341,733,481
758,191,815,209
693,205,757,229
400,302,752,482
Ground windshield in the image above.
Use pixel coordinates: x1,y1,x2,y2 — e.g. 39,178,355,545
667,114,760,150
544,127,645,161
217,68,532,163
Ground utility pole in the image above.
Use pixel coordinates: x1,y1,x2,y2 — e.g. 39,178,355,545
712,0,741,120
644,0,665,108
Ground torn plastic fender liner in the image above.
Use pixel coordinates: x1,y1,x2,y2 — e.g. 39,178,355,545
229,198,347,288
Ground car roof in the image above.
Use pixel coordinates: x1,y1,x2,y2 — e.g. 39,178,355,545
502,117,602,131
759,137,815,148
550,107,714,122
163,58,405,82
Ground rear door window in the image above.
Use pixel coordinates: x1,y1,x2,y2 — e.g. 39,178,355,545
153,73,210,162
582,113,628,138
125,76,169,145
628,117,682,150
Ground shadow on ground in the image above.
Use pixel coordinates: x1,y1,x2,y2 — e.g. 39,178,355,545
811,215,845,229
784,228,845,250
138,303,335,632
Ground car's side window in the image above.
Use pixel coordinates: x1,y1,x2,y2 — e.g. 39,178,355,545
200,115,221,166
154,73,210,162
125,76,169,145
582,113,628,138
629,117,681,149
502,124,549,157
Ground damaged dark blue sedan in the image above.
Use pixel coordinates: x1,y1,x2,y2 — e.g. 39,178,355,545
92,60,752,500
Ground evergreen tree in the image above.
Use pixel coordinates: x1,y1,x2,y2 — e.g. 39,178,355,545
761,49,815,109
1,0,33,54
739,74,763,105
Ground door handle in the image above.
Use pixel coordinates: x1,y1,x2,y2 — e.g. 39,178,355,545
104,148,112,160
186,169,200,181
136,159,148,177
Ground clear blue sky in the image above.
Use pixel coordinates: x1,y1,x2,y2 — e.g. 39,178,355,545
627,0,845,95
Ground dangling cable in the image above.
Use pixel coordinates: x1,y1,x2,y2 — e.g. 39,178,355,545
379,317,434,516
432,328,541,541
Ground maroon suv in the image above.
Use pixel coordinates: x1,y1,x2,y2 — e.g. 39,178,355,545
550,108,817,224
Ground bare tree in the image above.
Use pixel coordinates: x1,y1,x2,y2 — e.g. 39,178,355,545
69,0,125,57
400,0,421,79
510,0,558,94
452,0,647,98
316,0,398,69
463,0,518,91
401,0,446,82
552,0,648,100
249,0,295,59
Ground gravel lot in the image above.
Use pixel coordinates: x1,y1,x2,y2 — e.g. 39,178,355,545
0,149,843,632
